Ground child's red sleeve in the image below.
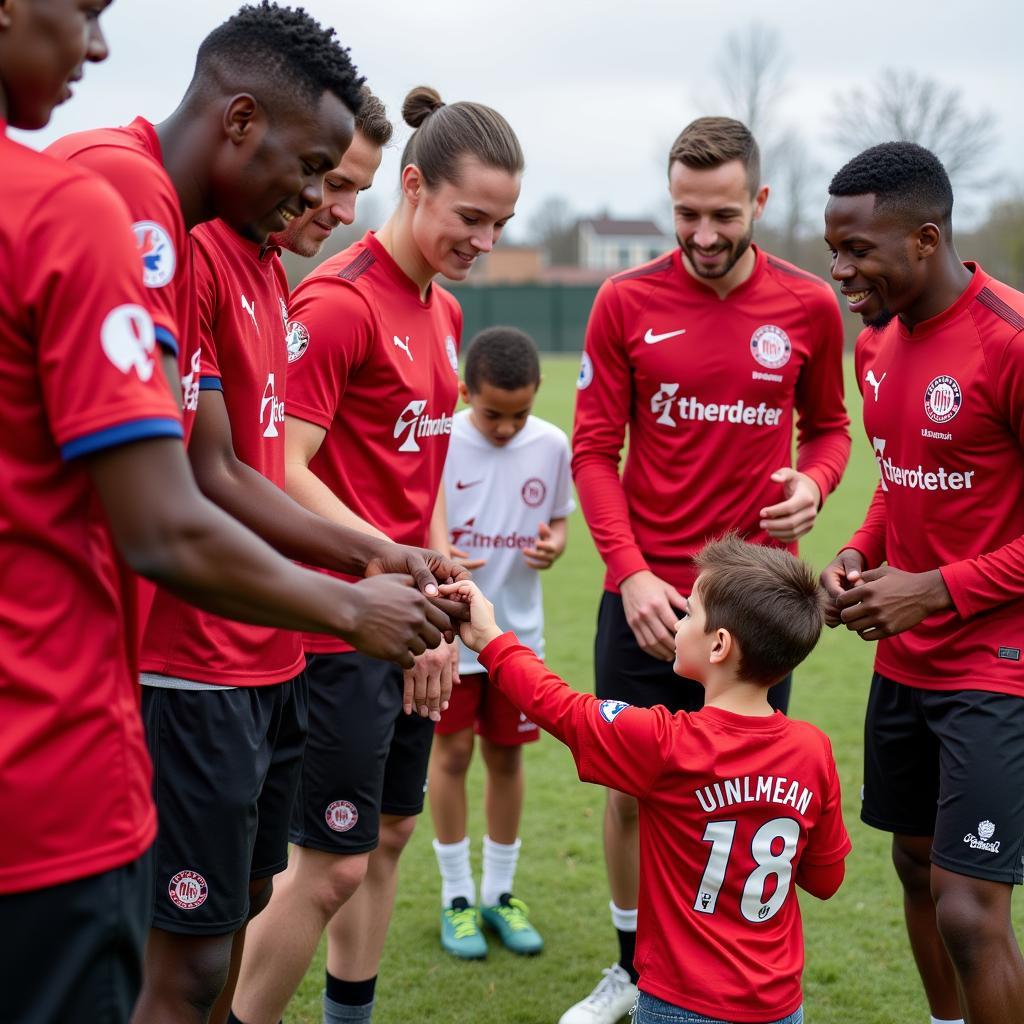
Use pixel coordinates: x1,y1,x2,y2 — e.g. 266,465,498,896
800,738,852,869
480,633,672,798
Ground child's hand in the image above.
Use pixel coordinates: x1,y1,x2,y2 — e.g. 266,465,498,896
438,580,503,652
451,544,486,571
523,521,564,570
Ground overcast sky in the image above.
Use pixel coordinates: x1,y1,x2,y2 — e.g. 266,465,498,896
17,0,1023,239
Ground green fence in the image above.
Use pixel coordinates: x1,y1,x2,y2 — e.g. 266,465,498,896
450,284,599,353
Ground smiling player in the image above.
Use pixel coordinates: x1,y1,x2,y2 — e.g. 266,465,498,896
823,142,1024,1024
567,116,850,1023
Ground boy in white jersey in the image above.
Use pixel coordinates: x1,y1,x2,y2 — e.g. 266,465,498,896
428,326,574,958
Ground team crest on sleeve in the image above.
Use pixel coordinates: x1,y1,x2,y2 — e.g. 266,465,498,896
167,869,208,910
326,799,358,832
924,375,962,423
445,335,459,372
101,304,156,381
749,325,792,369
577,351,594,390
599,699,630,723
132,221,176,288
285,321,310,362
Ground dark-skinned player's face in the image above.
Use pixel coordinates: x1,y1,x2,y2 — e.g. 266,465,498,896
824,193,925,329
215,88,355,244
0,0,110,130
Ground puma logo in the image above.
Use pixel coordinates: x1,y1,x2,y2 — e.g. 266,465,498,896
865,369,886,401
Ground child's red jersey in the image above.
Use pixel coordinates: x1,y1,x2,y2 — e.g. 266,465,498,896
480,634,851,1022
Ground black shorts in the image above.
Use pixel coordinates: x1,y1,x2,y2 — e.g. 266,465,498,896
290,651,435,855
142,674,308,935
594,591,791,713
862,673,1024,884
0,852,151,1024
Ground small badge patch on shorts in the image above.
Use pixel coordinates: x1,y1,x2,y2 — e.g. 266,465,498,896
325,799,358,832
168,870,208,910
998,646,1021,661
599,699,630,723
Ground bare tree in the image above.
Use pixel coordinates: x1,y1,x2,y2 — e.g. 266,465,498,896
527,194,578,266
833,69,997,190
714,23,788,139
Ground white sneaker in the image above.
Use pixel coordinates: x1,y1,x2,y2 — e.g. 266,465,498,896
558,963,639,1024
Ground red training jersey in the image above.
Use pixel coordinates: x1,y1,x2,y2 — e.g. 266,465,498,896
480,634,850,1022
140,220,304,686
0,126,182,894
47,117,201,437
847,264,1024,695
286,231,462,654
572,245,850,595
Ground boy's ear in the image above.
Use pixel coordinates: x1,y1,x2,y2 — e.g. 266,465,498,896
709,628,733,666
458,380,470,403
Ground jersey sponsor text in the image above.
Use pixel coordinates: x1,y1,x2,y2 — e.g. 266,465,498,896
394,399,454,453
651,383,784,428
872,436,975,492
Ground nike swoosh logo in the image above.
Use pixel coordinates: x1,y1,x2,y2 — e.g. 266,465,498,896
644,328,686,345
456,480,482,490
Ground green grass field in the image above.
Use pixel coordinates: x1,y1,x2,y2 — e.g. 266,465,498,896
287,355,1024,1023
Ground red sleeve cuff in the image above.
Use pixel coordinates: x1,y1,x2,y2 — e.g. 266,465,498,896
607,550,651,588
802,466,830,509
478,631,522,671
938,561,974,618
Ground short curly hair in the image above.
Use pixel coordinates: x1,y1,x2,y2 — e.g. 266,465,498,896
828,141,953,232
195,2,364,116
464,327,540,394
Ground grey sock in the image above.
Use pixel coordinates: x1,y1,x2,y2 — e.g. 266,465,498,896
324,993,374,1024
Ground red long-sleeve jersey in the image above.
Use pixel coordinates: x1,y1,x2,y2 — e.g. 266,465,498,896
572,246,850,594
480,633,850,1022
847,264,1024,695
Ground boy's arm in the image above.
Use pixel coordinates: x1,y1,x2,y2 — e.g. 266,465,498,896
480,633,671,798
795,859,846,900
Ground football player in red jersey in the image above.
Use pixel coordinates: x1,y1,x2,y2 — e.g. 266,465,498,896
229,88,523,1024
0,5,450,1024
440,535,850,1024
823,142,1024,1024
153,89,392,1024
567,117,850,1022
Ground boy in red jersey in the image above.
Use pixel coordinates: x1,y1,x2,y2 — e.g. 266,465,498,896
441,535,850,1024
0,6,451,1024
568,116,850,1021
823,142,1024,1024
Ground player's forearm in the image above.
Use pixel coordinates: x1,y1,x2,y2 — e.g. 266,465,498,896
795,858,846,900
195,451,382,576
940,535,1024,618
795,422,852,505
571,457,648,583
284,460,390,543
844,484,888,568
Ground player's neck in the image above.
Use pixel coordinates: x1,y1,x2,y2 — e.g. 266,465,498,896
376,210,435,300
702,673,774,717
155,104,218,232
899,250,974,331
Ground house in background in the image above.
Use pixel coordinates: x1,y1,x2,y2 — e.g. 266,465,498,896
576,217,675,271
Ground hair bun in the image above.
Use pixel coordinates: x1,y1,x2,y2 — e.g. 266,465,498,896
402,86,444,129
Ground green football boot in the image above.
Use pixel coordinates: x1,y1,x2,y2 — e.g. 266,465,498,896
480,893,544,955
440,897,488,960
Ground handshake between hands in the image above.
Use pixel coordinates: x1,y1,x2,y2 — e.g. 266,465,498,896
438,580,504,654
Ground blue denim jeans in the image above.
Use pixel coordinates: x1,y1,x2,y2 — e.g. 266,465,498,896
632,991,804,1024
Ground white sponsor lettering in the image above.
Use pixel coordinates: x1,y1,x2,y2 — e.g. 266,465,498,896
260,373,285,438
393,399,453,453
651,383,783,428
872,437,974,493
694,774,814,816
964,819,1000,853
752,370,783,383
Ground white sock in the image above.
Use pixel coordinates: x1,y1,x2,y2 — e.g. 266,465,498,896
433,836,475,907
481,835,521,906
930,1018,965,1024
609,900,637,932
